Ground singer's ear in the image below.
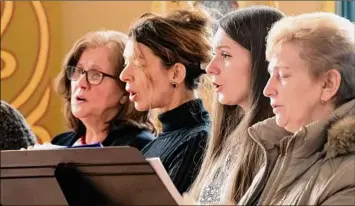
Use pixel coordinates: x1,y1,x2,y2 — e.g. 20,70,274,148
169,63,186,85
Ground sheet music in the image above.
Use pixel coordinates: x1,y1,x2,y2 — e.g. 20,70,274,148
32,143,67,150
21,142,103,150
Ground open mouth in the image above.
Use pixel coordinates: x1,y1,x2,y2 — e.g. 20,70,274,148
76,96,87,102
213,82,222,90
129,92,138,101
271,104,281,109
271,104,282,113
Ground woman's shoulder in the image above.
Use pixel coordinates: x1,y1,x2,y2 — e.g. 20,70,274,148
135,128,156,142
316,154,355,204
185,123,210,140
165,125,209,151
161,122,210,144
109,124,155,150
114,123,155,139
51,131,78,146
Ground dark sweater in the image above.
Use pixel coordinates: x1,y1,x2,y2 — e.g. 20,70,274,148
142,99,210,194
51,123,155,150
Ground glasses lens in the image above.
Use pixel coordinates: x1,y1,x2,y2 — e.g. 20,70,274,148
68,66,83,81
87,70,103,85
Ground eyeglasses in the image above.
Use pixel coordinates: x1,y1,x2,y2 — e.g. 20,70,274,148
66,66,117,85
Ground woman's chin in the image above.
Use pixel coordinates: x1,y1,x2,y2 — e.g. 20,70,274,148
217,95,229,105
275,116,299,133
134,101,149,112
218,98,235,106
275,115,286,128
71,110,89,119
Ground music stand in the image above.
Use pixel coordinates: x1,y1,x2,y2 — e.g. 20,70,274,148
1,146,182,205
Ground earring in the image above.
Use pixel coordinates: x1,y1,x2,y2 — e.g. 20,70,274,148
171,82,177,88
321,100,326,104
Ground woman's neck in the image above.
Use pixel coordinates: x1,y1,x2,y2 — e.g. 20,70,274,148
161,88,196,113
286,102,335,133
82,119,109,144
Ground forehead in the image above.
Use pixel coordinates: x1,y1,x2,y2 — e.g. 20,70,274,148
212,28,250,56
124,39,162,64
78,47,111,67
80,46,110,59
212,28,235,49
269,43,306,71
123,39,136,58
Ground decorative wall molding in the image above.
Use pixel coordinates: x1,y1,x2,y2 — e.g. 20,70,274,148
1,1,51,143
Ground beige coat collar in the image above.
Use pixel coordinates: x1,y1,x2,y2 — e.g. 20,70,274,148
248,99,355,159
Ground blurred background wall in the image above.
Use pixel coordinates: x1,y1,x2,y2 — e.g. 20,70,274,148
0,1,337,143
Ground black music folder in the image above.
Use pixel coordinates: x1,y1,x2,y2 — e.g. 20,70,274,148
1,146,184,205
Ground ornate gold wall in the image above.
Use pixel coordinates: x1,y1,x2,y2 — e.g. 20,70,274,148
1,1,63,143
1,1,335,143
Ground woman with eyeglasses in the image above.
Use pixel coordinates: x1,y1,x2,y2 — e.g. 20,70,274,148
51,30,155,149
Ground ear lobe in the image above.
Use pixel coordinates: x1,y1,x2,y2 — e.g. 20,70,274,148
120,95,128,105
171,63,186,85
321,69,341,102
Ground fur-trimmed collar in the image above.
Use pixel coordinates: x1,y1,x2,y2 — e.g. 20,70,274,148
325,100,355,158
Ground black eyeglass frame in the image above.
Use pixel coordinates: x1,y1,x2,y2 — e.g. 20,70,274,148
66,65,117,85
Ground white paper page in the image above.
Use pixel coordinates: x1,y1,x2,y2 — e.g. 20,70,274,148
32,142,67,150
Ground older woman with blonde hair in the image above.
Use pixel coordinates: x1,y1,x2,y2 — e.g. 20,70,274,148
238,12,355,205
51,30,155,149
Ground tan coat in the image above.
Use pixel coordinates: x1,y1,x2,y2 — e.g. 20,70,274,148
238,99,355,205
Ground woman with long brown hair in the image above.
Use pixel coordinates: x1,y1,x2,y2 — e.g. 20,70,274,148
188,6,284,204
120,9,212,193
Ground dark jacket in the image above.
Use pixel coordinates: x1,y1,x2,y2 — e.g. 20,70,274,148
52,123,155,150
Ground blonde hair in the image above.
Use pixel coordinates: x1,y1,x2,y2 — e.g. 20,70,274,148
55,30,155,133
266,12,355,106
